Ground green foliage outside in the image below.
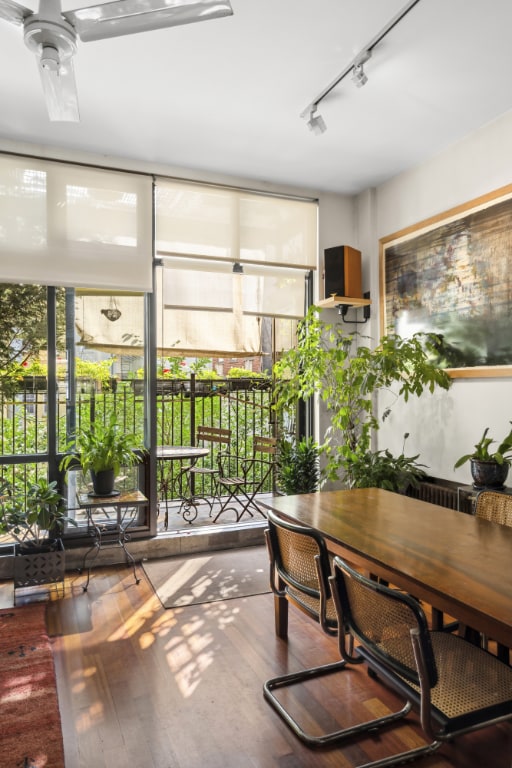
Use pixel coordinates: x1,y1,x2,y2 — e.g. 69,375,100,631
226,367,269,379
273,305,452,489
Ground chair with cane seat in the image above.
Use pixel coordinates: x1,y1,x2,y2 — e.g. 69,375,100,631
475,488,512,526
327,555,512,767
263,510,351,747
470,489,512,662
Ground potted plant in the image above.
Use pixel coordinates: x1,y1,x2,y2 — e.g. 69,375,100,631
273,306,452,488
276,436,320,495
60,415,144,496
454,423,512,489
0,478,76,594
344,434,428,493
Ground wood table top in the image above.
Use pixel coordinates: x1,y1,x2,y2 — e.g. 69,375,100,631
263,488,512,648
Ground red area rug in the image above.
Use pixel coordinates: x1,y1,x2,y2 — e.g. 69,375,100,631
0,604,65,768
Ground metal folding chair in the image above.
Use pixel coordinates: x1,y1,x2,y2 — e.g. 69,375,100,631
214,435,276,522
178,425,231,522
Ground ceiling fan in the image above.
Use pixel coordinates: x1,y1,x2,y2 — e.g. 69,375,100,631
0,0,233,122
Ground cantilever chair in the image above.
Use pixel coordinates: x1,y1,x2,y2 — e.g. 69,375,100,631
328,555,512,767
263,510,352,747
471,490,512,661
475,488,512,526
214,435,277,522
178,425,231,522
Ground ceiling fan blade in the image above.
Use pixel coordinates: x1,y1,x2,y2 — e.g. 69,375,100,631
0,0,32,26
38,55,80,121
64,0,233,43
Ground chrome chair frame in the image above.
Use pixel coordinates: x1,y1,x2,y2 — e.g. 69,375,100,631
471,490,512,662
328,555,512,767
263,510,355,748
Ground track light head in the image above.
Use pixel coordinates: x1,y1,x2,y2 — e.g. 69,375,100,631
351,50,371,88
306,106,327,135
351,63,367,87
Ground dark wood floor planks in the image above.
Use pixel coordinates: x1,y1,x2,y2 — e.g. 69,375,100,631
1,565,511,767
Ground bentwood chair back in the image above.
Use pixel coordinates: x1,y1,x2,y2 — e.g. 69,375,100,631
263,510,350,747
328,556,512,767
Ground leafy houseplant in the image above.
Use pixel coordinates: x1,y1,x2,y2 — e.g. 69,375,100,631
276,436,320,495
0,478,76,595
273,306,452,488
0,478,74,551
345,434,428,493
454,423,512,489
60,415,144,496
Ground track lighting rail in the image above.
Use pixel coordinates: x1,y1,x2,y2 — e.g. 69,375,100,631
300,0,422,129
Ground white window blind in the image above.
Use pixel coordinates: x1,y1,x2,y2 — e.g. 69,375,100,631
155,178,317,271
155,179,316,355
0,154,153,291
160,256,308,318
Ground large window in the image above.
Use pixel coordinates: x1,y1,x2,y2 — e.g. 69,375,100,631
0,284,148,541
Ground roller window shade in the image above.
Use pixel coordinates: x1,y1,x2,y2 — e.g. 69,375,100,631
155,178,317,270
0,154,153,291
161,257,308,318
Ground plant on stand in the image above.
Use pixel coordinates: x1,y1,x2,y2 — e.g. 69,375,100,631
273,305,452,489
60,414,144,496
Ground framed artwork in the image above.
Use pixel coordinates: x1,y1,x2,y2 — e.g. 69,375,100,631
379,183,512,378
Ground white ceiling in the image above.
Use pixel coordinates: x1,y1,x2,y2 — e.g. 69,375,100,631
1,0,512,195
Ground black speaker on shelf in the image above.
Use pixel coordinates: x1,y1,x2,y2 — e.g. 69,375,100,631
324,245,362,299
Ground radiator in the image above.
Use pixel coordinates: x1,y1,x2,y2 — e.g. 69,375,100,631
406,481,473,514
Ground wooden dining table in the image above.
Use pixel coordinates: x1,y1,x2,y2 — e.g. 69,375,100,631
262,488,512,649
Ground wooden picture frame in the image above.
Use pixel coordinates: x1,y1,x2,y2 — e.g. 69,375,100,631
379,183,512,379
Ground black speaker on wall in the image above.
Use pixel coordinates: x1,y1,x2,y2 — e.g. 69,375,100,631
324,245,362,299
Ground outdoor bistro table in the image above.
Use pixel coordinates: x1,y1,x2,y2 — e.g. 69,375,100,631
77,488,147,591
156,445,210,527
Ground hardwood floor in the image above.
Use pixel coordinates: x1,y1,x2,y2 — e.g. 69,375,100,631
1,564,511,768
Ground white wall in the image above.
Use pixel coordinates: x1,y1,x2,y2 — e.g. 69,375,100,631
357,110,512,484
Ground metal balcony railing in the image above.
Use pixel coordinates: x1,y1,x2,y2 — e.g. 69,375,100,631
0,375,276,526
